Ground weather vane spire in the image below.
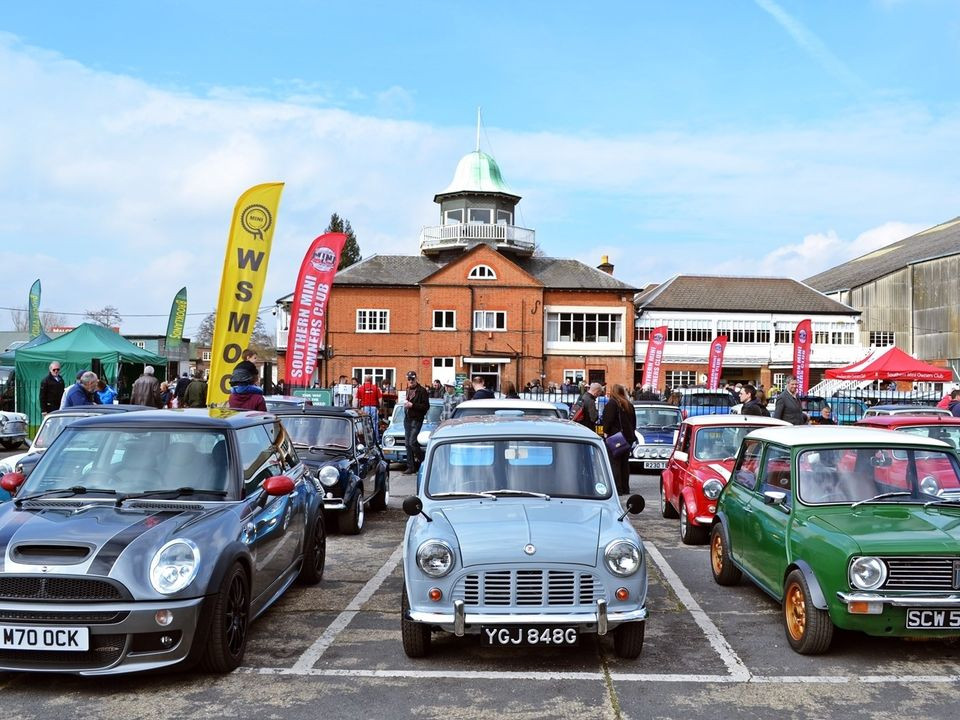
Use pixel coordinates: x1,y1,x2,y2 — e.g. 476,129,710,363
476,106,482,152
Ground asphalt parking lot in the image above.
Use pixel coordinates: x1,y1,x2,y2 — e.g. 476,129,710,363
0,448,959,720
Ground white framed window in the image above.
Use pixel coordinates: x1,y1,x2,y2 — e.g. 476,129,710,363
665,370,697,388
468,264,497,280
546,312,623,343
496,209,513,225
201,350,212,362
773,372,789,389
774,323,794,344
562,369,585,384
473,310,506,331
356,309,390,333
432,357,455,386
468,208,492,224
432,310,456,330
352,367,395,386
444,208,463,225
716,320,771,344
870,331,895,347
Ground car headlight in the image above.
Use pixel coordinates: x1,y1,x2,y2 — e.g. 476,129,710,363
920,475,940,495
149,539,200,594
702,478,724,500
416,540,454,578
318,465,340,488
383,435,395,447
849,556,887,591
659,447,671,458
604,540,641,577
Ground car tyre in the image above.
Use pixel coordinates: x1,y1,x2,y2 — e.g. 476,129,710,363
783,569,833,655
710,524,741,586
612,621,645,659
370,475,389,512
659,481,678,519
679,503,707,545
400,588,431,658
339,491,365,535
0,439,23,451
298,514,326,585
199,563,249,673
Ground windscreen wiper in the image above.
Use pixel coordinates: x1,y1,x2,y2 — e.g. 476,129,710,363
431,491,497,500
15,486,117,507
851,491,912,508
115,487,228,506
482,489,552,500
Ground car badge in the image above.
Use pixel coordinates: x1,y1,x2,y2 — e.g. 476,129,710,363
524,544,536,556
40,566,49,573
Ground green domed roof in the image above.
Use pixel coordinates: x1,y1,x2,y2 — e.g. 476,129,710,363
436,150,520,199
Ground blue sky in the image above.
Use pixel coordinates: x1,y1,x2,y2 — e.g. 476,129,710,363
2,1,960,334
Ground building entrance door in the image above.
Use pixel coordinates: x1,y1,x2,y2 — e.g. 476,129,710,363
469,363,501,393
588,369,606,386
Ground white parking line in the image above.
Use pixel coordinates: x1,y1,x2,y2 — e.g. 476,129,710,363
290,542,404,672
642,541,751,681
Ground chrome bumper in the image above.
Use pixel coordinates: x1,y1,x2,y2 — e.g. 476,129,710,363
322,499,346,510
838,592,960,608
406,598,647,637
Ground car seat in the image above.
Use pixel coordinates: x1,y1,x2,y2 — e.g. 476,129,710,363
116,439,163,492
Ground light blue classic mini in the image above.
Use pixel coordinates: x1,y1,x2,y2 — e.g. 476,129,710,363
401,416,648,659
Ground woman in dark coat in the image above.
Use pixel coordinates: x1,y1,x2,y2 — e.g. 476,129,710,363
602,383,638,495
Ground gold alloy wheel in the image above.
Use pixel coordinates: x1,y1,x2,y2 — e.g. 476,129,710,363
711,534,724,575
785,582,806,641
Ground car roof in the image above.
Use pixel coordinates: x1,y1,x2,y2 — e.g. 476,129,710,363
685,415,791,427
633,402,676,409
856,415,960,427
67,408,278,429
271,406,359,418
455,399,559,410
745,424,954,448
46,404,153,416
431,415,594,441
868,404,948,412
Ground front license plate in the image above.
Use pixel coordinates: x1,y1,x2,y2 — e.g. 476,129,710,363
481,625,578,647
643,461,667,470
0,625,89,651
905,608,960,629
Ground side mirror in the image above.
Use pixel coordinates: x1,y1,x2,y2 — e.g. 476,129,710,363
626,494,645,514
402,495,423,517
1,472,25,494
762,490,787,506
263,475,296,496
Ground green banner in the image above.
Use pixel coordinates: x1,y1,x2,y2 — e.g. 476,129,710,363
165,287,188,348
28,279,41,339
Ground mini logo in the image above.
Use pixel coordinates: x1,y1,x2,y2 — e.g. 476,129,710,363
241,204,273,240
798,329,808,344
653,332,664,343
310,246,338,272
40,566,49,573
714,343,723,354
523,544,536,556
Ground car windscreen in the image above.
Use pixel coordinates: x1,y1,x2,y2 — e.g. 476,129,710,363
798,446,960,504
453,407,560,418
683,394,734,408
33,414,90,449
693,426,759,460
896,425,960,450
279,416,352,449
23,428,232,497
427,439,611,499
425,404,444,423
635,407,682,428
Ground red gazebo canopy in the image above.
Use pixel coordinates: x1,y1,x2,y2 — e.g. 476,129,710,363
825,346,954,382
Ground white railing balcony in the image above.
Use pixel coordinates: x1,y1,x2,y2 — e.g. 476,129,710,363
419,223,536,253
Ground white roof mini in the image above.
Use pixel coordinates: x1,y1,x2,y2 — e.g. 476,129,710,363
744,424,954,448
455,399,560,411
684,415,791,428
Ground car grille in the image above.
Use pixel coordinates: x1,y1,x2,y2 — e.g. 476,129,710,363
0,634,125,670
0,577,129,602
1,421,25,435
881,557,960,591
0,609,129,624
454,569,604,607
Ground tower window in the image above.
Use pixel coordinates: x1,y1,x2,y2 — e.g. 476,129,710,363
496,210,513,225
468,208,492,224
468,265,497,280
444,209,463,225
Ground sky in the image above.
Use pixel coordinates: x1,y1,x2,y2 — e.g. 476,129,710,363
2,0,960,336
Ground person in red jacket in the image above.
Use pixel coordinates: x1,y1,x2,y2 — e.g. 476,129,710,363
356,374,382,442
227,364,267,412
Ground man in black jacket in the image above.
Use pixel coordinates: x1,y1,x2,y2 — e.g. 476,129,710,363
738,384,770,416
403,371,430,474
39,361,65,415
773,376,807,425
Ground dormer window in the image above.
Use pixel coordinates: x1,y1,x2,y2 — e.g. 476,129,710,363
468,264,497,280
468,208,492,224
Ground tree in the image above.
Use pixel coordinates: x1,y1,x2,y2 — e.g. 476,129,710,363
9,307,67,332
84,305,123,328
327,213,361,270
195,311,275,360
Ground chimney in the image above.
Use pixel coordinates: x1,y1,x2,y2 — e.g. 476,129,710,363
597,255,614,275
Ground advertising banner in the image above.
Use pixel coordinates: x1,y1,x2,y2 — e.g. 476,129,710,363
208,183,284,404
284,233,346,388
28,279,41,338
793,319,812,393
707,335,728,390
640,325,668,391
165,287,188,350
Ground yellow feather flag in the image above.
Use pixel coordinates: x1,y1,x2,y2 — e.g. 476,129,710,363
208,183,284,406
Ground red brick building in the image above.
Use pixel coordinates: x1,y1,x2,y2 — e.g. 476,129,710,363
276,149,636,391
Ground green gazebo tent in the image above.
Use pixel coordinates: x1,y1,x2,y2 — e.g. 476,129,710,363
15,323,166,428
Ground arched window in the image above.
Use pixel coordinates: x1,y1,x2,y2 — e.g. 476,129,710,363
468,264,497,280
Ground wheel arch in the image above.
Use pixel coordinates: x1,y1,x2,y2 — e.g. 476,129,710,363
784,559,829,610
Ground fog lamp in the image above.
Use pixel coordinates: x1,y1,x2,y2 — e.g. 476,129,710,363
155,609,173,627
160,634,175,647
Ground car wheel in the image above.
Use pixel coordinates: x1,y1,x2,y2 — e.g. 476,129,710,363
401,588,431,658
659,481,678,519
783,569,834,654
298,514,326,585
338,491,365,535
679,503,707,545
199,563,249,673
709,524,741,586
370,475,389,512
0,439,23,451
612,621,645,659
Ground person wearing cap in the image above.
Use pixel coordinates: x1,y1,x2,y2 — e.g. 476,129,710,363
441,380,462,420
403,371,430,474
228,364,267,411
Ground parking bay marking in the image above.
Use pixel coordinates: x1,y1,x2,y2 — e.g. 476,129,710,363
290,542,404,672
642,540,750,681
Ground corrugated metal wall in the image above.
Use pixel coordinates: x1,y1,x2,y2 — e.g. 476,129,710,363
850,268,912,352
912,256,960,360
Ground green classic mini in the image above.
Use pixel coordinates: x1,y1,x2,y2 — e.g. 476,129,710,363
710,426,960,654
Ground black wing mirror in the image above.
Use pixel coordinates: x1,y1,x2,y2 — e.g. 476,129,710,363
402,495,431,522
